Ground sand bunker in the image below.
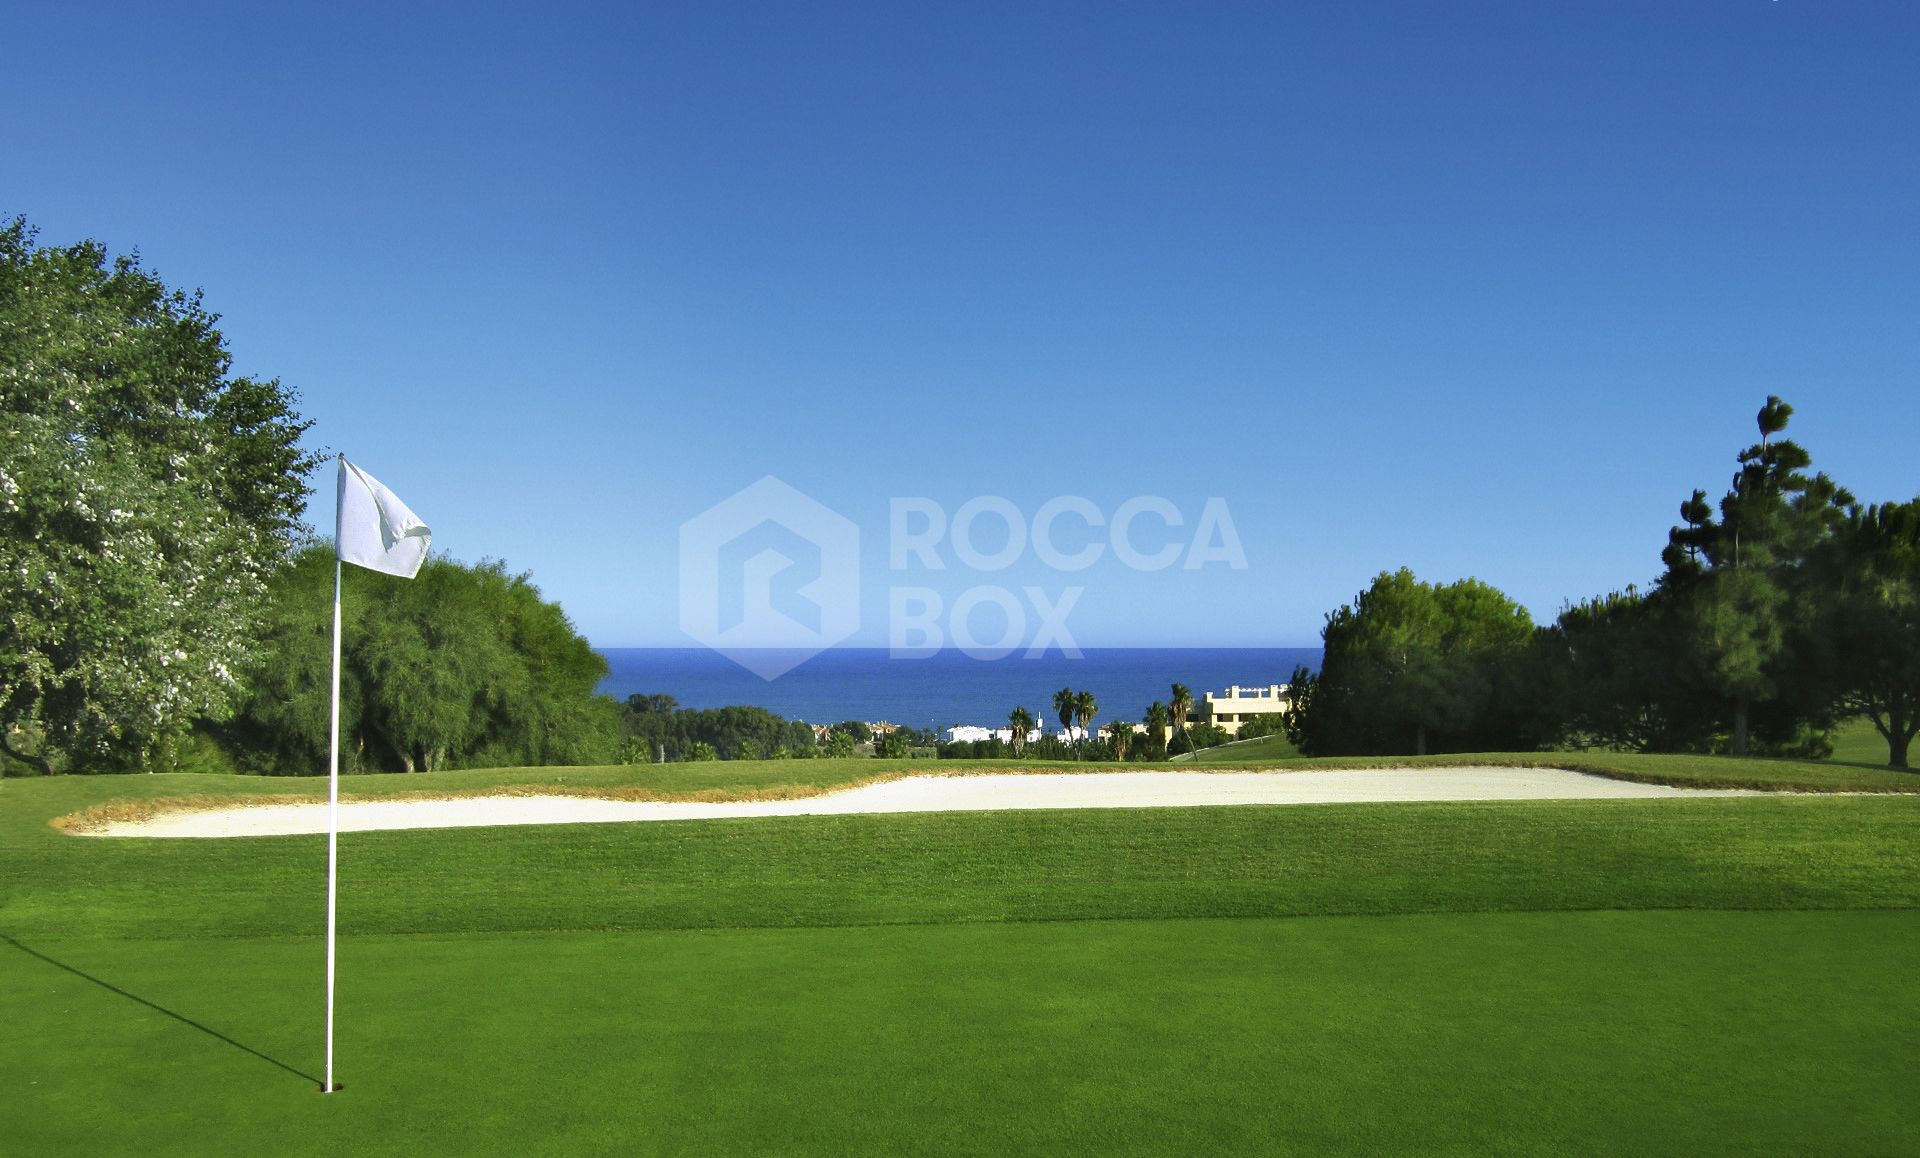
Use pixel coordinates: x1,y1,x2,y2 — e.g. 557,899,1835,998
92,767,1760,838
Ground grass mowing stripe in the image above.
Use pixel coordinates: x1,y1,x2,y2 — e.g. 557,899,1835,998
4,911,1915,1157
5,797,1917,940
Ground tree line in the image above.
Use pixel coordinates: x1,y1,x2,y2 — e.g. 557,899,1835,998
219,546,620,773
1284,398,1920,768
941,683,1232,762
8,221,1909,774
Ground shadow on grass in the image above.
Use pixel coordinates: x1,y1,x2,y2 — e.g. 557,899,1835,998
1,933,319,1087
1821,756,1918,774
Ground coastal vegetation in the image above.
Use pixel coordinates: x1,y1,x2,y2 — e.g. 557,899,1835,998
4,222,1913,780
219,546,619,774
1007,706,1035,755
618,695,815,763
0,218,318,775
1073,690,1098,751
1287,398,1920,769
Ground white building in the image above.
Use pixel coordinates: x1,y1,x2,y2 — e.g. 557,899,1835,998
944,725,1068,745
1202,683,1291,737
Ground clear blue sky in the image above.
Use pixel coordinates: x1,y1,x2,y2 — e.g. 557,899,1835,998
7,1,1916,647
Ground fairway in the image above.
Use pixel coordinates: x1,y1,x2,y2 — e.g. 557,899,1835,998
4,764,1918,1155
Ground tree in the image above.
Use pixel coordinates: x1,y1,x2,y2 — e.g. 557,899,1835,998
1281,665,1317,749
832,720,874,743
619,700,815,763
1235,711,1289,740
1,218,319,773
1108,722,1134,760
1143,700,1170,759
1814,499,1920,767
1660,396,1852,755
876,730,910,759
1052,687,1076,754
1007,706,1035,755
1073,690,1098,753
1169,684,1194,754
891,725,937,748
1184,722,1230,751
1297,569,1537,756
1545,587,1715,753
225,546,618,772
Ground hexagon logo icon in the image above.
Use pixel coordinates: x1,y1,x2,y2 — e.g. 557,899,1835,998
679,476,860,680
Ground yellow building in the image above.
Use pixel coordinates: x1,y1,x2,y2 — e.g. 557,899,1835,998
1202,683,1291,736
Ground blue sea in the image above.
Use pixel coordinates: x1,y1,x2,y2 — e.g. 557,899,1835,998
596,648,1322,730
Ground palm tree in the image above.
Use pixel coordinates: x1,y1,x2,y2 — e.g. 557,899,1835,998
1052,687,1076,743
1073,690,1098,753
1008,706,1034,756
1170,683,1194,755
1144,701,1170,756
1108,721,1134,761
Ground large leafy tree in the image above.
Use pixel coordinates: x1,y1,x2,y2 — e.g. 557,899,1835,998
0,218,317,773
1545,587,1716,753
1812,499,1920,767
1298,569,1537,756
226,546,618,772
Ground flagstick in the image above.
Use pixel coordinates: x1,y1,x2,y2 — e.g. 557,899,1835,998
320,454,428,1095
325,460,344,1094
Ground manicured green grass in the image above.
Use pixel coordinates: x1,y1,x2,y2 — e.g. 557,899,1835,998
7,780,1920,941
1183,732,1302,762
3,763,1916,1155
5,912,1916,1156
1257,749,1920,792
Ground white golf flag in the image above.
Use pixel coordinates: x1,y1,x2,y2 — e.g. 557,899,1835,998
336,458,431,578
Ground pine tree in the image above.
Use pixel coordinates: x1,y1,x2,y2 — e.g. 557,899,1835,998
1660,397,1852,755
